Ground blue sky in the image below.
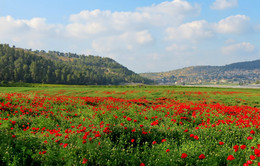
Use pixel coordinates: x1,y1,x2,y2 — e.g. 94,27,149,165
1,0,260,73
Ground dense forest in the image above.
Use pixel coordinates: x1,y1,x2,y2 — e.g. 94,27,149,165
0,44,152,85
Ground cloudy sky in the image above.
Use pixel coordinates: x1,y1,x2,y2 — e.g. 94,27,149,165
1,0,260,73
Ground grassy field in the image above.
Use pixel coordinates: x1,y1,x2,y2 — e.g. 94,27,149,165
0,86,260,165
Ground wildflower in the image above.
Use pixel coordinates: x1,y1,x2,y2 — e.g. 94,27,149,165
254,149,260,157
166,149,170,152
247,160,253,165
227,155,235,161
247,136,253,140
199,154,205,159
63,143,68,148
250,155,256,160
240,145,246,150
82,158,88,164
152,141,156,145
219,142,224,145
131,139,135,143
250,130,255,134
161,139,166,143
12,135,16,138
140,163,145,166
181,153,188,159
234,145,239,152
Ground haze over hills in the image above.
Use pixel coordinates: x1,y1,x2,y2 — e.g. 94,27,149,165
0,44,152,85
140,60,260,85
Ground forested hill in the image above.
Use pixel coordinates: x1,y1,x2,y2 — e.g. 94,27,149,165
0,44,152,85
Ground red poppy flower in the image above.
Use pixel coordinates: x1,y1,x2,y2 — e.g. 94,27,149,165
131,139,135,143
247,136,253,140
152,141,157,145
227,155,235,161
234,145,239,152
250,130,255,134
140,163,145,166
12,135,16,138
161,139,166,143
199,154,205,159
166,149,170,152
250,155,256,160
254,149,260,157
181,153,188,159
82,158,88,164
247,160,253,165
63,143,68,148
219,142,224,145
241,145,246,150
194,135,199,140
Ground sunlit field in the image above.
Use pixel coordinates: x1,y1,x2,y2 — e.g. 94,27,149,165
0,86,260,165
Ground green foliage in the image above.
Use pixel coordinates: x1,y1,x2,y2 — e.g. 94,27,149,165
0,44,153,85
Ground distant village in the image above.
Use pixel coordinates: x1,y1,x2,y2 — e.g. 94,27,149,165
158,69,260,85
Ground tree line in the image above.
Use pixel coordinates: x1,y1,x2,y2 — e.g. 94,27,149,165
0,44,152,85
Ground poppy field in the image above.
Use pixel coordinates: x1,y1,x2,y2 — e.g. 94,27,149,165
0,86,260,166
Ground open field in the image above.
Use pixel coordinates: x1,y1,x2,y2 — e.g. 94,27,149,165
0,86,260,165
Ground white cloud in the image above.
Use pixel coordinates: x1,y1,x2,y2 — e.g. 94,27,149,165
137,0,200,26
221,42,255,55
215,15,250,34
92,30,153,54
65,0,200,39
0,1,259,73
0,16,59,48
165,15,251,43
211,0,238,10
165,20,214,41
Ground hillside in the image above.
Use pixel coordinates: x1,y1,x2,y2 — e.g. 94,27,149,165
0,44,152,85
140,60,260,85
